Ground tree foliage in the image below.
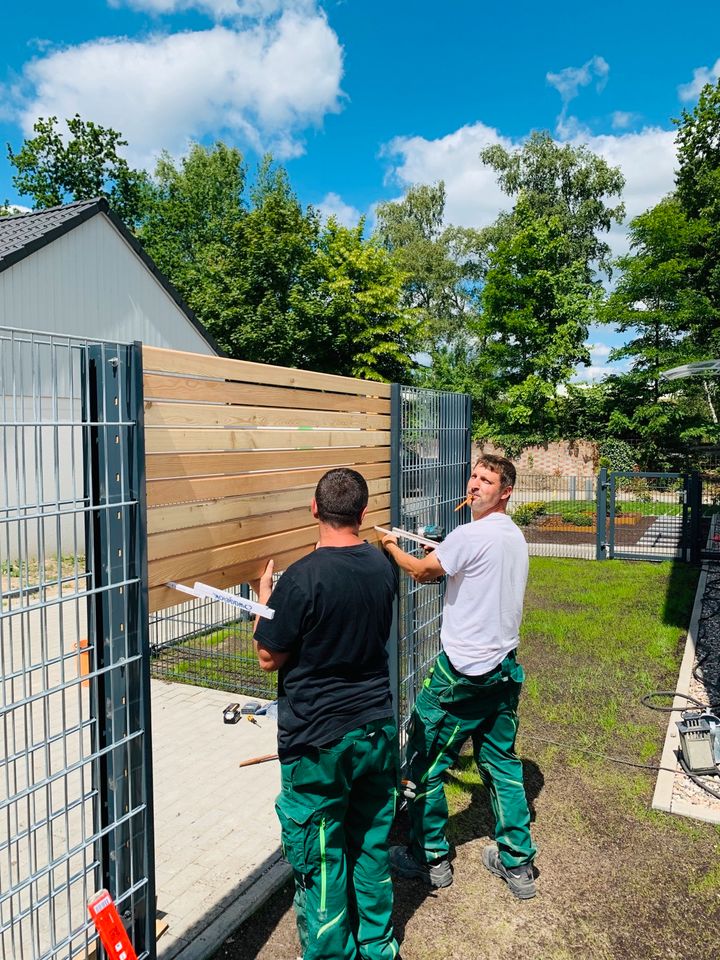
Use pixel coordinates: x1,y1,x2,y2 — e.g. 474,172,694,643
8,115,150,227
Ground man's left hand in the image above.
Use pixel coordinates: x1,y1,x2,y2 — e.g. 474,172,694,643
250,558,274,605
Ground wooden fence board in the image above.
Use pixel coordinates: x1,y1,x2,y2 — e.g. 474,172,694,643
146,446,390,480
143,373,391,414
144,427,390,454
147,462,390,508
147,480,391,535
148,517,387,612
148,493,391,561
144,401,389,431
142,345,392,398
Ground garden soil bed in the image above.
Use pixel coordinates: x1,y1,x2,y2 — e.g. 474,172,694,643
523,513,656,545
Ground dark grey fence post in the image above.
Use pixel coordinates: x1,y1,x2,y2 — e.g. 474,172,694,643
389,383,402,728
85,342,156,958
596,467,608,560
688,471,702,564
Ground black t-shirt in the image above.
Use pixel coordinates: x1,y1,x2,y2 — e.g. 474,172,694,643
254,542,397,761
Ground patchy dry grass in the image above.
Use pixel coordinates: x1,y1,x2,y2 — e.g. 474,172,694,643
215,558,720,960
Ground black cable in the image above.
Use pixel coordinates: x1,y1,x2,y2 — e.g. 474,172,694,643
678,755,720,801
520,733,682,775
640,690,720,712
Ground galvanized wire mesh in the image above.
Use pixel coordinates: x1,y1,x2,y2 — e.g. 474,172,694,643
395,386,470,738
0,327,154,960
508,474,598,560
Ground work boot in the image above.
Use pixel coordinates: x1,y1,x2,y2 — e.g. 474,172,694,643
389,845,453,888
482,844,536,899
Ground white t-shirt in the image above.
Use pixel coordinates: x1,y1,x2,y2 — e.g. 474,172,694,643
434,512,529,676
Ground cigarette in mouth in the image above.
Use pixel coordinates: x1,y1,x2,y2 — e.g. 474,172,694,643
454,495,472,512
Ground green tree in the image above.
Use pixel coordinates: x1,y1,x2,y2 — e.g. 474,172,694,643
477,132,625,445
374,182,484,347
7,115,150,227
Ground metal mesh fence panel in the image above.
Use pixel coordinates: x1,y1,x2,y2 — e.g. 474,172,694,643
393,386,471,739
607,472,689,561
0,327,155,960
508,473,598,560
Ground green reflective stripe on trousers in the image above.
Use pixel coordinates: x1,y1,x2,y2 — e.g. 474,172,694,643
421,723,461,783
316,905,346,939
319,817,327,913
413,780,445,802
433,656,456,685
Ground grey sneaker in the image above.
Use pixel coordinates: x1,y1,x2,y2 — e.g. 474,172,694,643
389,845,453,888
482,844,536,899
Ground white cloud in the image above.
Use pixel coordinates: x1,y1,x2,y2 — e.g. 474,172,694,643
383,122,514,229
611,110,639,130
547,55,609,137
547,55,609,103
589,343,612,359
9,10,343,167
109,0,314,19
317,191,362,227
678,58,720,102
382,122,677,256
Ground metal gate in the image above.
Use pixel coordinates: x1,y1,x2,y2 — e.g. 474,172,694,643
0,328,155,960
600,470,691,561
391,384,472,737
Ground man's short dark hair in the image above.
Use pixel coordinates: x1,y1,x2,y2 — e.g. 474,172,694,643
474,453,516,490
315,468,369,528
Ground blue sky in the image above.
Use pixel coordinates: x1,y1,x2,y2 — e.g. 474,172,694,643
2,0,720,378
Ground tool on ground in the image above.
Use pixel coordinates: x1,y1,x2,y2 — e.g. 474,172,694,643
677,711,720,775
239,752,279,768
167,581,275,620
246,715,260,726
454,495,472,512
242,701,261,715
223,703,243,724
88,889,138,960
374,526,442,549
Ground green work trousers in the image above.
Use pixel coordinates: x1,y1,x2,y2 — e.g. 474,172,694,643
276,717,400,960
405,649,536,869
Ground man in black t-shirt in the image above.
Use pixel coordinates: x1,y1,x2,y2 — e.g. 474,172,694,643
253,468,400,960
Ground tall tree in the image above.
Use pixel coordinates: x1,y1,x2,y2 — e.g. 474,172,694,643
8,115,150,227
477,132,625,445
374,183,484,347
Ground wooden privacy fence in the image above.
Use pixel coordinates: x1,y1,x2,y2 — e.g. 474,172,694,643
142,346,392,613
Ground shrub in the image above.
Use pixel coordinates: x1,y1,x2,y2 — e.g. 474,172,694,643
512,501,547,526
598,439,637,472
558,504,594,526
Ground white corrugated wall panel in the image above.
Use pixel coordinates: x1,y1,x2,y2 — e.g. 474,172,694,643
0,214,215,354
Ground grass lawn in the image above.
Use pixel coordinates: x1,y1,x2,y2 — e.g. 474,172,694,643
216,557,720,960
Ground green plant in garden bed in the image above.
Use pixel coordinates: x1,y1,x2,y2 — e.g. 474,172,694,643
512,501,547,526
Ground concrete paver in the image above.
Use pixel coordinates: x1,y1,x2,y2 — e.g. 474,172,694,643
151,680,290,960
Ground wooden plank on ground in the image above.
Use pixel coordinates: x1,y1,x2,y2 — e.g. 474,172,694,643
148,493,392,560
143,373,391,414
142,345,392,398
144,402,389,431
147,517,390,613
147,462,390,507
146,446,390,480
146,480,391,534
144,428,390,455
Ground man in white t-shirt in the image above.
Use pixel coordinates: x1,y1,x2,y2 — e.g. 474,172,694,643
382,454,537,899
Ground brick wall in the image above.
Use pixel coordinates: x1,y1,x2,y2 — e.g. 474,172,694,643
475,440,598,478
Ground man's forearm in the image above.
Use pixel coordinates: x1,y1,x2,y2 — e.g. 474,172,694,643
384,541,443,583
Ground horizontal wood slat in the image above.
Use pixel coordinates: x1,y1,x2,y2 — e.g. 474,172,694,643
148,493,392,561
142,345,392,398
144,427,391,454
146,479,391,535
146,446,390,480
143,373,391,414
148,519,389,612
148,508,390,589
147,462,390,508
144,401,389,431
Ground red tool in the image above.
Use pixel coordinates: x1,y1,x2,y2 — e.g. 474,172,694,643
88,889,138,960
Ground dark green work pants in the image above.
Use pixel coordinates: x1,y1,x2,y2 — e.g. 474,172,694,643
406,649,536,869
276,717,400,960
